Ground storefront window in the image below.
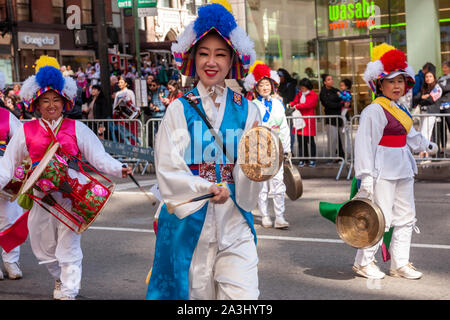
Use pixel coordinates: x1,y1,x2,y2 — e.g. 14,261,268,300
316,0,390,39
246,0,319,90
19,49,59,81
439,0,450,64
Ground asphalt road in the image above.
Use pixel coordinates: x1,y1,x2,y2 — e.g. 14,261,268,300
0,175,449,300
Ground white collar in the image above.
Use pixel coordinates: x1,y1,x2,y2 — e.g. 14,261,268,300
40,116,63,130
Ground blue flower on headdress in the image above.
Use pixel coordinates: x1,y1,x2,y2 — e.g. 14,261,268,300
35,66,65,92
193,3,237,38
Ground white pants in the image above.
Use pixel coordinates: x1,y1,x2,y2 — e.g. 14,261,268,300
28,191,83,297
420,116,436,141
258,166,286,218
354,177,416,270
188,230,259,300
0,198,23,263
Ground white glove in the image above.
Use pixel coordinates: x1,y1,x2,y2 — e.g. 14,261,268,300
354,175,374,201
427,142,438,155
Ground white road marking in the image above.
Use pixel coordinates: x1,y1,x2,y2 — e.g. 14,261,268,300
89,226,450,250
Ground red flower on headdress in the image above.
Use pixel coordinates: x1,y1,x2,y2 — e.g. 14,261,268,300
380,49,407,73
253,64,272,83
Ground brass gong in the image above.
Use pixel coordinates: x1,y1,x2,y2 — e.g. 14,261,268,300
283,158,303,200
237,126,283,182
336,198,385,249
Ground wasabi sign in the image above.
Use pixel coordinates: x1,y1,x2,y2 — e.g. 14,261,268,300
328,0,379,30
117,0,157,8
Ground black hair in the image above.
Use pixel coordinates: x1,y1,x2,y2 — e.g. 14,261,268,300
422,62,436,75
340,78,352,90
298,78,313,90
321,73,331,83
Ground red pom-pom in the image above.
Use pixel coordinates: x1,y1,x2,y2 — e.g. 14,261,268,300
380,49,407,73
253,64,271,83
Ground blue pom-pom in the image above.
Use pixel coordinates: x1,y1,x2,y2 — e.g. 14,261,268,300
35,66,65,92
194,3,237,38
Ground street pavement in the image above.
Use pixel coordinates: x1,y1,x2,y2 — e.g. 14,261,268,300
0,175,449,300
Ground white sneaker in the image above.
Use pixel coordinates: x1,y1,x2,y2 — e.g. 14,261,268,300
353,261,385,279
261,216,272,228
274,216,289,229
3,262,22,280
60,295,76,300
390,263,423,280
53,279,63,300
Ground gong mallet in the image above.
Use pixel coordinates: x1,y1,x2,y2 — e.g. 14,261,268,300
165,193,216,214
123,165,157,206
165,182,227,214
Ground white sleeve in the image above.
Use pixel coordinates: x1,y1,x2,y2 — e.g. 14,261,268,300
75,121,124,178
154,99,215,219
8,113,22,138
0,126,28,189
354,104,386,179
407,126,431,153
277,102,291,154
233,101,264,211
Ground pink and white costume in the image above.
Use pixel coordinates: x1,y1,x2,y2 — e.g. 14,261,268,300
0,117,124,297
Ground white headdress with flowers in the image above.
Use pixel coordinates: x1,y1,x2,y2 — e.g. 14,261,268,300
171,0,256,80
19,55,77,112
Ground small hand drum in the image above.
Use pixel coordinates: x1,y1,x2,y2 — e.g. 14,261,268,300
237,126,283,182
336,198,385,249
20,142,115,234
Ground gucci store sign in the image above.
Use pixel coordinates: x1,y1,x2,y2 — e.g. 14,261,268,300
18,32,60,50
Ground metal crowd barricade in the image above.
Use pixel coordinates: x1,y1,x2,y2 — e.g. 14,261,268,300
144,118,163,149
81,118,147,173
287,114,350,180
348,113,450,179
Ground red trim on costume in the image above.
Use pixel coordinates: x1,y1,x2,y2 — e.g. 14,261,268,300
378,134,406,147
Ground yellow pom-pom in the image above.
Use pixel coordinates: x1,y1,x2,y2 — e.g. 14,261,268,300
249,60,265,74
371,43,396,62
35,55,60,73
209,0,233,13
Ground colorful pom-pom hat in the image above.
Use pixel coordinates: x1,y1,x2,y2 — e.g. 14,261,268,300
243,61,280,93
171,0,256,80
363,43,415,94
19,55,77,112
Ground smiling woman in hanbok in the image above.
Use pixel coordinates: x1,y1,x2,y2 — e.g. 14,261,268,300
353,44,438,280
146,0,263,300
0,56,131,299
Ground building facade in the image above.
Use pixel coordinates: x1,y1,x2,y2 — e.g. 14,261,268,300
0,0,208,83
246,0,450,114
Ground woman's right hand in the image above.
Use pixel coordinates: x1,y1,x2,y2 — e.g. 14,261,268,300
208,184,230,204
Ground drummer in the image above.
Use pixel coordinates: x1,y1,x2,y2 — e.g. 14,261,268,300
0,105,24,280
146,0,263,300
0,56,132,299
243,62,291,229
353,44,438,280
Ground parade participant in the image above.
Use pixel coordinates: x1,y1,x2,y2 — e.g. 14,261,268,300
0,56,132,299
146,0,262,300
354,44,438,280
243,62,291,229
0,104,24,280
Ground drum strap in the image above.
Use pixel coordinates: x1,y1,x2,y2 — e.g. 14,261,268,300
32,120,65,168
180,96,233,164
